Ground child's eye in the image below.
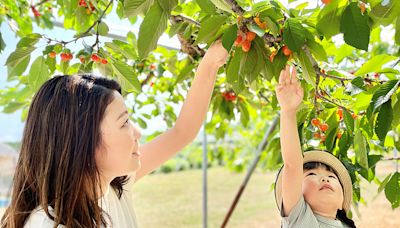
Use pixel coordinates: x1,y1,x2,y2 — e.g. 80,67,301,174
329,175,337,179
307,172,316,176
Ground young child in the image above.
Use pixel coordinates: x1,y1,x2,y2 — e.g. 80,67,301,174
274,65,356,228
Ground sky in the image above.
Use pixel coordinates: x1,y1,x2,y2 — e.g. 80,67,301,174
0,4,183,143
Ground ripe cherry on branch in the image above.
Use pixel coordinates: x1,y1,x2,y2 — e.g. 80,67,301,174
222,91,237,102
337,107,343,121
49,51,56,59
101,58,108,65
31,6,41,17
319,123,329,132
60,53,73,62
246,31,256,42
91,53,101,63
311,118,320,127
241,40,251,52
282,45,292,56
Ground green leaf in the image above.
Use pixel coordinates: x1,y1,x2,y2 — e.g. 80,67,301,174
221,24,237,52
298,49,316,87
105,41,137,59
379,174,392,193
97,21,109,36
238,101,249,127
0,32,5,53
375,100,393,143
196,15,227,44
137,117,148,128
338,131,352,158
368,80,399,114
354,123,368,169
7,56,30,80
396,17,400,45
343,108,354,134
392,93,400,127
340,2,371,51
239,37,263,85
226,48,244,93
175,59,194,84
157,0,178,13
124,0,154,17
316,0,342,38
370,0,400,26
16,33,42,48
28,56,50,92
247,23,265,37
283,18,307,52
355,54,397,76
137,1,170,59
5,46,36,68
111,60,141,93
306,39,328,62
385,172,400,208
195,0,217,14
264,16,279,37
2,102,26,114
209,0,233,13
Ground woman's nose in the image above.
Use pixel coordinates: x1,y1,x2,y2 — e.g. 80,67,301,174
133,124,142,139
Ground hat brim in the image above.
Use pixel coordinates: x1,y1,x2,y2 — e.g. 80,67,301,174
274,150,352,212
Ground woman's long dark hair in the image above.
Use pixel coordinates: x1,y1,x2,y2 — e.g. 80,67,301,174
1,74,129,228
304,162,356,228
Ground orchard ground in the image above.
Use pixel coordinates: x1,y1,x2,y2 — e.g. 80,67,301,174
0,162,398,227
132,161,399,227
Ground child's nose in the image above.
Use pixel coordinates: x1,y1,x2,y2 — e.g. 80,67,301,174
321,176,330,182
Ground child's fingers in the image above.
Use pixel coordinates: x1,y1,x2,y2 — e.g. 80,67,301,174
278,67,287,85
284,65,291,85
291,66,299,85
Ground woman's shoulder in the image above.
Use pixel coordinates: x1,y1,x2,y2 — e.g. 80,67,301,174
24,206,65,228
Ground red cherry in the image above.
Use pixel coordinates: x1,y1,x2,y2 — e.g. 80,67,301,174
101,58,108,65
319,123,329,132
49,51,56,59
91,54,100,63
282,45,292,56
311,118,320,127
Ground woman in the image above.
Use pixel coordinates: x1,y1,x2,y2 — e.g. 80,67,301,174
1,41,228,228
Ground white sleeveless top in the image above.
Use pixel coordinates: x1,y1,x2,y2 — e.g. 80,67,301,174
24,177,139,228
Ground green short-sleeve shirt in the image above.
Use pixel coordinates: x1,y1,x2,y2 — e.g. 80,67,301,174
281,196,350,228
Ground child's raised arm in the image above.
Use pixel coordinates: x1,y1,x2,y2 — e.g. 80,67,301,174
275,65,304,216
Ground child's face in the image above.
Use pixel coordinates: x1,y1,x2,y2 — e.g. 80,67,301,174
302,166,344,213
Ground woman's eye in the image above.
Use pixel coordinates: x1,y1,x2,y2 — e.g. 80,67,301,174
122,119,129,127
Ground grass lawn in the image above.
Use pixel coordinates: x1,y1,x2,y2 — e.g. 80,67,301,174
132,164,400,228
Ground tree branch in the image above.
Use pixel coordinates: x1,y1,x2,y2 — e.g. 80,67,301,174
42,0,113,47
224,0,245,15
171,15,200,27
169,15,205,58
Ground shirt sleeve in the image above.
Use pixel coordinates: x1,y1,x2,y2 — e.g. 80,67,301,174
24,208,65,228
281,196,319,228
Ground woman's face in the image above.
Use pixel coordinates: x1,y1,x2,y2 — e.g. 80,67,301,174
96,91,142,181
302,166,344,213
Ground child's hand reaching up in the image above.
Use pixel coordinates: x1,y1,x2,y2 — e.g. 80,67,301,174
276,65,304,113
